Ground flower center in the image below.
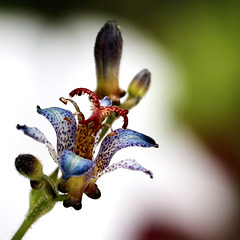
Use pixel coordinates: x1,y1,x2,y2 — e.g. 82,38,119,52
60,88,129,160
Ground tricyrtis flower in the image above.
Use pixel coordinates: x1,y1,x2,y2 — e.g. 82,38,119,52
17,88,158,210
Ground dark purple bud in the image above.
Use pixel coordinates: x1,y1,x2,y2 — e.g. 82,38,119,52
95,21,125,104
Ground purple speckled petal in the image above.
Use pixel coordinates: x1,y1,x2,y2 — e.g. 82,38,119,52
93,159,153,179
37,107,77,156
95,128,158,172
60,150,95,180
17,124,59,163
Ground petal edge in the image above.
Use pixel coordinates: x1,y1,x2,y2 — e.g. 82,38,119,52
95,128,158,172
93,159,153,179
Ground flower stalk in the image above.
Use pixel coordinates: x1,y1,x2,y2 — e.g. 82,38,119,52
12,168,63,240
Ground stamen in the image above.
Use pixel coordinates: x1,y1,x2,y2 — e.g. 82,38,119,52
107,131,118,138
64,117,73,125
101,106,129,129
64,112,81,125
59,97,68,105
69,88,100,109
59,97,84,121
68,88,128,136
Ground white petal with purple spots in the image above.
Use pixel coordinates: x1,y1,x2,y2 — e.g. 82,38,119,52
17,124,59,163
93,159,153,179
95,128,158,171
37,107,77,156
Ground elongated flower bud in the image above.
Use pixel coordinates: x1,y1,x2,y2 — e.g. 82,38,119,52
15,154,43,181
128,69,151,98
95,20,125,104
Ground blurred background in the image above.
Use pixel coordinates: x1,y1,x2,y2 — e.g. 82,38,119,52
0,1,239,240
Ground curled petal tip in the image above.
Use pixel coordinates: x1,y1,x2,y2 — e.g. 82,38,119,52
16,124,28,131
145,170,153,179
16,124,22,130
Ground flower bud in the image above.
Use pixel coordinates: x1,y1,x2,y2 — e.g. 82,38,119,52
95,20,125,104
15,154,43,181
128,69,151,98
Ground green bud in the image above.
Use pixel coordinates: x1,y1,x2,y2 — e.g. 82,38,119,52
95,20,125,105
128,69,151,98
15,154,43,181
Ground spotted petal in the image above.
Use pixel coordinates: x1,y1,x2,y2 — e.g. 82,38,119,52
95,128,158,172
17,124,59,163
37,106,77,156
60,150,95,181
93,159,153,179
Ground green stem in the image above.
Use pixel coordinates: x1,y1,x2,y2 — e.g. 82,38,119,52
12,169,63,240
42,174,58,198
54,194,67,202
12,216,33,240
12,198,50,240
11,193,66,240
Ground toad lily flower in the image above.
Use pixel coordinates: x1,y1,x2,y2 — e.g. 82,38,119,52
17,88,158,210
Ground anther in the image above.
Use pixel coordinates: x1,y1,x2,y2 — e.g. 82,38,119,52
60,97,84,121
59,97,68,105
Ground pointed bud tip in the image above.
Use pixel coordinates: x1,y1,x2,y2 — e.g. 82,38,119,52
94,20,122,62
102,20,120,32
